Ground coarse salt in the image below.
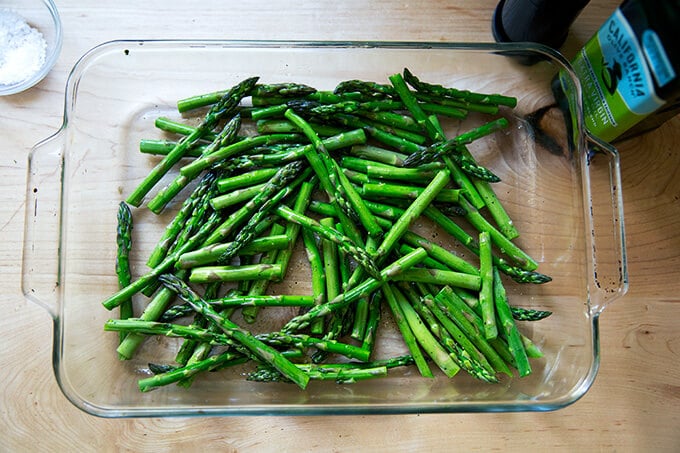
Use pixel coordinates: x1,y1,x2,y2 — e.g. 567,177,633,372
0,8,47,86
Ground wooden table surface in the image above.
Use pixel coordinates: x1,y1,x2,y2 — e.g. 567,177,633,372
1,1,678,451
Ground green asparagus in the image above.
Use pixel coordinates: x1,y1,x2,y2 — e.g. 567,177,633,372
127,77,258,207
403,68,517,108
115,202,133,345
103,71,555,394
159,274,310,389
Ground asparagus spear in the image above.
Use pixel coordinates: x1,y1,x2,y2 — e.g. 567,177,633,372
411,112,489,214
419,102,468,119
423,205,547,281
159,274,310,389
209,182,268,211
310,100,404,117
457,144,519,239
511,306,552,321
391,268,481,291
274,205,380,280
251,82,317,98
413,91,500,115
281,247,428,333
282,109,362,228
403,68,517,108
158,303,195,322
285,108,383,240
345,117,430,150
189,263,282,284
142,179,217,295
236,129,366,171
364,165,441,184
115,202,133,345
146,172,217,267
214,161,308,262
116,269,189,360
402,118,509,168
175,82,315,113
334,160,384,240
174,283,229,377
212,294,316,308
493,268,531,376
390,285,460,378
398,243,455,272
349,144,408,166
139,139,207,157
159,293,317,322
251,104,289,120
373,168,450,261
360,292,382,355
350,236,379,340
301,227,326,334
479,231,498,340
147,115,243,214
433,286,512,376
361,182,462,204
389,72,445,142
140,351,248,392
106,318,232,345
127,77,258,207
274,180,315,277
168,184,219,262
102,211,224,310
247,365,388,384
340,155,445,173
435,285,541,365
382,284,433,378
310,218,346,362
153,116,217,141
179,133,301,180
257,332,369,362
202,162,304,247
443,154,486,209
457,196,538,271
401,231,479,275
176,234,289,268
403,286,496,382
256,119,344,136
358,111,422,133
288,99,426,153
334,79,397,98
247,359,389,383
321,217,343,304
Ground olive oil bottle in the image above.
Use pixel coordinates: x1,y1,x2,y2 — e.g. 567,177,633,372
565,0,679,142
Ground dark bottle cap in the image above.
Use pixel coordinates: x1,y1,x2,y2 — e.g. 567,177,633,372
492,0,591,49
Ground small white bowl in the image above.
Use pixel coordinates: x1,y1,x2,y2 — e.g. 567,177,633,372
0,0,62,95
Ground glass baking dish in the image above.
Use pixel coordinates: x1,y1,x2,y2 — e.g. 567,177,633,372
22,40,627,417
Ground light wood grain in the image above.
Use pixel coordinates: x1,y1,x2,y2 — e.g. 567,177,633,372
1,1,678,451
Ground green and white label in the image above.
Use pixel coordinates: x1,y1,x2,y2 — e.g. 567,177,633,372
570,9,667,141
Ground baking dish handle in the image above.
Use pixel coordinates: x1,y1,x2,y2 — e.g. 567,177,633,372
22,129,65,319
585,132,629,316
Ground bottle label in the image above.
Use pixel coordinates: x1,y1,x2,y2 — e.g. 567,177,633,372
642,29,676,88
570,9,667,141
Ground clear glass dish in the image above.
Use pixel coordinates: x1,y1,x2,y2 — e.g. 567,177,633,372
22,40,628,417
0,0,62,95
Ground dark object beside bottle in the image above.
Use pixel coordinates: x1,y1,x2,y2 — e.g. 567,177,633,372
492,0,591,49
